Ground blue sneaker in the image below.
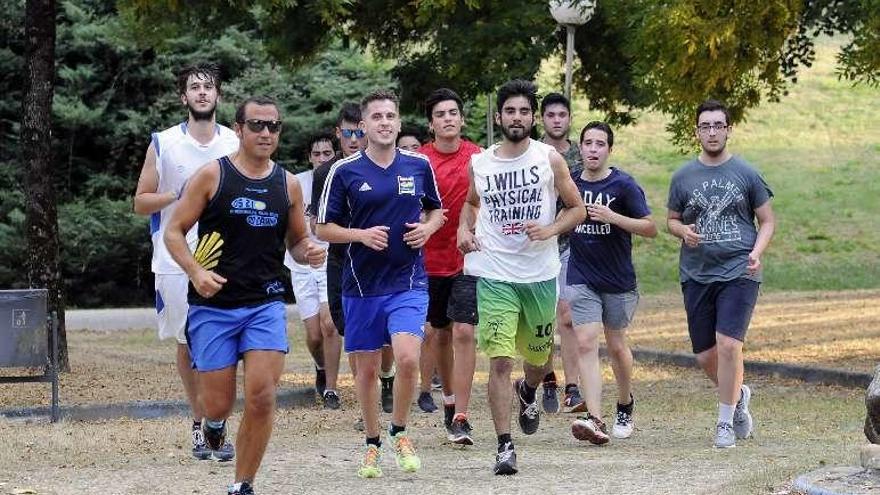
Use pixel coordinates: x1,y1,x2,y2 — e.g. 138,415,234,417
203,421,235,462
191,428,212,460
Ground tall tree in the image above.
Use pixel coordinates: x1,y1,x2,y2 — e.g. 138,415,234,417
22,0,67,369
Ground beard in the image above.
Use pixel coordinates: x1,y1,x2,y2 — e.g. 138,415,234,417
501,123,531,143
701,141,726,157
187,101,216,122
544,127,568,140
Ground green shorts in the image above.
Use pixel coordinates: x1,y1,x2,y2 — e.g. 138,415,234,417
476,277,557,366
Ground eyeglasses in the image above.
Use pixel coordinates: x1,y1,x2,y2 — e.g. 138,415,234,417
243,119,282,133
696,123,729,134
340,128,366,139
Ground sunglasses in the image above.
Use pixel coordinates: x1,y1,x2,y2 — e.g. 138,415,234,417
340,128,366,139
242,119,283,133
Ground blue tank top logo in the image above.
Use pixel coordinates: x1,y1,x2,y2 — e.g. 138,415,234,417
247,215,279,227
231,197,266,210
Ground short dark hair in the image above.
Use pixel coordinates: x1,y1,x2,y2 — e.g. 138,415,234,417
424,88,463,122
337,102,361,127
496,79,538,114
307,132,337,155
579,121,615,149
361,89,399,114
234,96,280,124
397,127,424,146
695,99,731,126
175,63,222,96
540,92,570,115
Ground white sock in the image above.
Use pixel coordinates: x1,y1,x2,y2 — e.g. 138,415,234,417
443,394,455,406
718,402,736,424
379,367,395,379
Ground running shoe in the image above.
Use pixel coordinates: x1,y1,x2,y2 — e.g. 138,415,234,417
562,388,588,413
227,481,254,495
612,408,634,439
542,378,560,413
322,390,341,410
714,421,736,448
212,440,235,462
417,391,438,413
380,376,394,414
515,378,540,435
203,421,236,461
358,444,383,478
572,413,610,445
448,414,474,446
494,442,518,475
733,384,753,439
391,431,421,472
191,428,212,460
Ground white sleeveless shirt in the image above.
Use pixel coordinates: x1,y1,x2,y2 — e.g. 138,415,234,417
283,168,329,272
150,122,239,274
464,139,560,283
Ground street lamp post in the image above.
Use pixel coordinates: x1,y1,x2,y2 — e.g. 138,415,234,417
549,0,597,101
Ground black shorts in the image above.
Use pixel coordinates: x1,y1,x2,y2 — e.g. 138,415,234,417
682,278,760,354
326,253,345,336
427,273,478,328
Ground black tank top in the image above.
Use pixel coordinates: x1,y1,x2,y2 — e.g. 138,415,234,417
189,156,290,308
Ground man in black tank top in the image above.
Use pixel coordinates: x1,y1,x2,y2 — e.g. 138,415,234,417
165,96,325,495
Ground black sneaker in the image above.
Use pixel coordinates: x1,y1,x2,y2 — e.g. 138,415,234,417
228,481,254,495
494,442,517,475
417,391,438,413
515,378,540,435
443,404,456,433
542,378,559,414
191,428,212,460
315,368,327,397
323,390,341,410
448,414,474,446
380,376,394,414
203,421,227,451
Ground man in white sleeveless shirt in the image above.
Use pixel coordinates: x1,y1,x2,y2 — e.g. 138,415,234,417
134,63,239,460
457,79,585,475
283,132,343,409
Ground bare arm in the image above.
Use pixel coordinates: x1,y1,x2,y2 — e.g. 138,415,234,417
456,160,481,254
164,162,227,298
404,208,446,249
133,142,176,215
525,152,586,241
587,204,657,238
747,200,776,275
667,209,702,248
285,172,326,267
316,223,390,251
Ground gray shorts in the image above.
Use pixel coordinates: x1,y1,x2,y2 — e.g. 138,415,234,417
565,284,639,330
557,248,570,301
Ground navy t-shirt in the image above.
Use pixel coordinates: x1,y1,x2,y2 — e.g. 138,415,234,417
317,149,442,297
567,168,651,293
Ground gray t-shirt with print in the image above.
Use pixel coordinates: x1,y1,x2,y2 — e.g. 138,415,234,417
666,156,773,284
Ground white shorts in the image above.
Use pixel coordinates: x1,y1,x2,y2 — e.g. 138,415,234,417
155,273,189,344
290,260,328,320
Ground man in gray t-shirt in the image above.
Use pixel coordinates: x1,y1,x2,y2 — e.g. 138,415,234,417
666,99,775,449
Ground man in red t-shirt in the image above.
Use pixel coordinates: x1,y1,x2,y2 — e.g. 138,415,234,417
418,88,482,445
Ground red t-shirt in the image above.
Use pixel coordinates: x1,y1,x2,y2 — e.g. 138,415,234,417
419,139,482,276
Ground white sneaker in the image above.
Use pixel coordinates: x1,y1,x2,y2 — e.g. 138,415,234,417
733,384,753,439
611,409,634,439
714,421,736,448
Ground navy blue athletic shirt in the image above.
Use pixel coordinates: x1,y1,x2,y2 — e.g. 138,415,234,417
318,149,442,297
567,167,651,293
189,156,290,308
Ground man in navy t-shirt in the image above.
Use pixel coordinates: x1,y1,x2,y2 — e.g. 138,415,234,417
316,89,444,478
564,122,658,446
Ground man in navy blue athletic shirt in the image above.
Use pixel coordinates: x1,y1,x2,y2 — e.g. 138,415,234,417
316,89,445,478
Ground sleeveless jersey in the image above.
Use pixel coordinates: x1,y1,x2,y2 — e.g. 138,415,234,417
464,139,560,283
150,122,239,274
188,156,290,308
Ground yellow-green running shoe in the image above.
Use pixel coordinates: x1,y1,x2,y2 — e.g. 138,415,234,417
357,444,383,478
391,432,421,472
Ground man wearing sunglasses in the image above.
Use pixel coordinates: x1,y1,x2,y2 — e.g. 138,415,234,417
666,99,775,449
317,89,444,479
310,103,398,422
165,96,326,495
134,62,239,462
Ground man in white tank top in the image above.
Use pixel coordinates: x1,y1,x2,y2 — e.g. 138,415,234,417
133,63,239,461
457,80,585,475
283,132,343,409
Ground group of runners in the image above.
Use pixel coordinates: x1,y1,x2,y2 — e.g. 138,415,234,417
134,63,775,495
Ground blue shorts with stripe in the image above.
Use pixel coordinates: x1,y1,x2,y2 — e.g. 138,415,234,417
186,300,288,372
342,290,428,352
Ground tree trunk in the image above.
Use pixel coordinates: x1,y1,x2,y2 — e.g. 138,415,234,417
23,0,67,371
